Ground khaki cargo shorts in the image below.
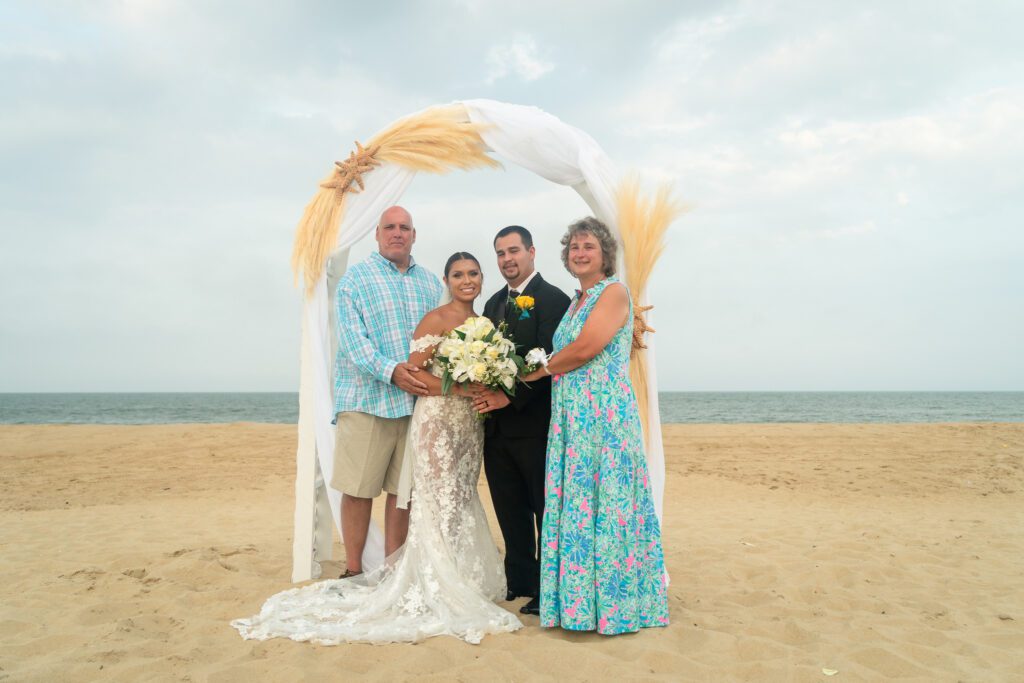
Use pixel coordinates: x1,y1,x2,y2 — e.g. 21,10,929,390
331,411,409,498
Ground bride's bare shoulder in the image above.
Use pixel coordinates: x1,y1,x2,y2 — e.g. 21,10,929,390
415,308,449,336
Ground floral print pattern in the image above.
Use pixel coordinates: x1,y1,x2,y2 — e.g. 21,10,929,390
539,278,670,634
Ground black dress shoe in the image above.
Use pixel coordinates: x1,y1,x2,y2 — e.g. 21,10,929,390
519,596,540,615
506,589,536,601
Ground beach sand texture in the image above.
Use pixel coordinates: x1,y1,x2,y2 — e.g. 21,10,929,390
1,423,1022,682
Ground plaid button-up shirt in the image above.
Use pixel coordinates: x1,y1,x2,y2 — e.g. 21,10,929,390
333,251,443,420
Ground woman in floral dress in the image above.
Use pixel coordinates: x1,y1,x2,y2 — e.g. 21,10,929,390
520,216,669,635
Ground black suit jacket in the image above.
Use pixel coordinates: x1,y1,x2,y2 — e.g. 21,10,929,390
483,273,571,439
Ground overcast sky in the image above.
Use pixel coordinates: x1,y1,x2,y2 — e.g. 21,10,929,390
2,1,1022,392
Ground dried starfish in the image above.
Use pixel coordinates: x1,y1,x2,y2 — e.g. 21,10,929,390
632,303,656,351
320,140,382,203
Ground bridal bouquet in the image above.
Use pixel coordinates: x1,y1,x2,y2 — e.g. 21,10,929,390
412,316,539,397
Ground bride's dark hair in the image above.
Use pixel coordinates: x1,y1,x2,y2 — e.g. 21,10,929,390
443,252,480,278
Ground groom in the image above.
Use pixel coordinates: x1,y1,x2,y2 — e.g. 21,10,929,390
473,225,570,615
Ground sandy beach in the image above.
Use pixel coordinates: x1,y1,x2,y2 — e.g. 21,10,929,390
1,422,1022,682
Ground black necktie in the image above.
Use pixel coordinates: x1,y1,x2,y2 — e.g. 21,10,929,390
505,289,520,324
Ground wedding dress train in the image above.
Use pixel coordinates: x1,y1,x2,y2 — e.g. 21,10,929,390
232,388,521,644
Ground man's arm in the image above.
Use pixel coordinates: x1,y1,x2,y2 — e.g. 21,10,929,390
335,280,401,385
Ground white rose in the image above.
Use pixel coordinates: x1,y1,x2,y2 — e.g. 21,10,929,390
437,339,457,357
468,362,488,382
468,317,494,341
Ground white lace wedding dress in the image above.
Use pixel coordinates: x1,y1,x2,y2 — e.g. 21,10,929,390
232,376,522,645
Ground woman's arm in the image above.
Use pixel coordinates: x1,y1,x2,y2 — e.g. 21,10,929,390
522,283,630,381
407,314,476,397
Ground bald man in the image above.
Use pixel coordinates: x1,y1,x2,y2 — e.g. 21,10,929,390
331,206,442,577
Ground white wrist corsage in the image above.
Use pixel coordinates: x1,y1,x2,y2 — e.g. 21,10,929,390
524,348,551,375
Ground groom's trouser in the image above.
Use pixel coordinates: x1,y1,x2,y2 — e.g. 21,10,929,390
483,435,547,597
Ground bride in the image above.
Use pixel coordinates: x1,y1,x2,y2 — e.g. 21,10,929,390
232,252,522,645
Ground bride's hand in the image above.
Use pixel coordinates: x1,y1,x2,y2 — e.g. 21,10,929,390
452,382,481,398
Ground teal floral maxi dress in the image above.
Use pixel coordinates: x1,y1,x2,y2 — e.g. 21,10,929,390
539,277,670,634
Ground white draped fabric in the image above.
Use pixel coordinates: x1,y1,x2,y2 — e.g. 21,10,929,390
292,99,666,582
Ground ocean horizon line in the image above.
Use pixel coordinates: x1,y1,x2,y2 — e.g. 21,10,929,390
1,391,1021,425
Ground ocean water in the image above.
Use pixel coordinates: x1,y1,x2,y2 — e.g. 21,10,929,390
657,392,1023,424
0,392,1021,425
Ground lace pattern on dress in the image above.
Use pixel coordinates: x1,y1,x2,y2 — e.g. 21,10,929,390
232,337,520,645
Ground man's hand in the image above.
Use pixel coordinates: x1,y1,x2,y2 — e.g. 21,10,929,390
471,386,511,414
392,362,428,396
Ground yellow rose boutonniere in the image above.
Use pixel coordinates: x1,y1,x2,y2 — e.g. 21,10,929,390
510,294,535,320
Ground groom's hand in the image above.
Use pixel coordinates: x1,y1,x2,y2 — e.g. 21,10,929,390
472,387,510,413
392,363,428,396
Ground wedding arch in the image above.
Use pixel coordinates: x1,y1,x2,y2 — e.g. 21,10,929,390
289,99,681,582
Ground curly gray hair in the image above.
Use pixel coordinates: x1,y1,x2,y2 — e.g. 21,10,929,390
560,216,617,278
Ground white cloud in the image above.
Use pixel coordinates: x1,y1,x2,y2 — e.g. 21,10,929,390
616,10,742,130
0,44,64,62
484,35,554,84
446,0,485,12
639,86,1024,204
622,113,716,138
787,88,1024,157
653,10,742,73
803,220,878,240
777,129,822,150
757,87,1024,196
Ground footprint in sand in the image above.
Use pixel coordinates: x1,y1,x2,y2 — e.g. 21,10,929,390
61,568,105,581
166,545,257,560
164,545,257,572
